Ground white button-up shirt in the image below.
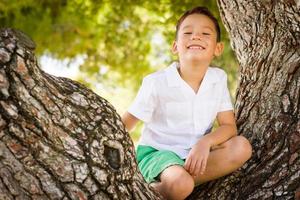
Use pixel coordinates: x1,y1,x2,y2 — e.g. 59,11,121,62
128,62,233,158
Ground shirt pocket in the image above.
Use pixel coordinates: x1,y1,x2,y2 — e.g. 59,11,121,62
165,102,192,132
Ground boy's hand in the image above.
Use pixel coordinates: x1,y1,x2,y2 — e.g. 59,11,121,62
184,138,212,177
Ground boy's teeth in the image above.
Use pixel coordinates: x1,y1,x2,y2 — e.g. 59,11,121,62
189,46,203,49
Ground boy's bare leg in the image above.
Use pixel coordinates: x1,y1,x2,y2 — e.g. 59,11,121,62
150,165,194,200
150,136,252,199
193,135,252,184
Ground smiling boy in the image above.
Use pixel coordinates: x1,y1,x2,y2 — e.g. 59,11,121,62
122,6,252,200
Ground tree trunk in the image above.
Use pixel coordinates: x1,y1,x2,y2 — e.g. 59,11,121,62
188,0,300,199
0,29,161,200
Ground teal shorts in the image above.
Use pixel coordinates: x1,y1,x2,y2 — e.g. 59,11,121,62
136,145,185,183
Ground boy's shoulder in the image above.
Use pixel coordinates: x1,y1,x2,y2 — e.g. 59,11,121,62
143,68,167,82
208,66,228,80
143,62,178,82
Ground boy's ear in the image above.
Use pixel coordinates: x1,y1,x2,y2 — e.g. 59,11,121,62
214,42,224,57
171,41,178,54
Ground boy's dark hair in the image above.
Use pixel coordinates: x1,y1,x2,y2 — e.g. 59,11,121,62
175,6,221,42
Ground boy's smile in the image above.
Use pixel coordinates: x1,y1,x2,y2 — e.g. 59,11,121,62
187,44,205,50
187,44,206,50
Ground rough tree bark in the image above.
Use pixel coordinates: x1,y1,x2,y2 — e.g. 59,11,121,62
188,0,300,199
0,29,161,200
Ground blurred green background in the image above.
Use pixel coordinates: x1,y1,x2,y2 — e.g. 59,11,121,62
0,0,239,142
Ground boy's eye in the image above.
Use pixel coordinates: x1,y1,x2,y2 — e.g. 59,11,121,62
203,32,211,35
184,32,192,34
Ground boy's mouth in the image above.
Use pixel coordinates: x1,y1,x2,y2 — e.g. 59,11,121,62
187,44,206,50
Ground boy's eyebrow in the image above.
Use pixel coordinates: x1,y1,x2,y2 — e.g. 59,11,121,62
181,25,215,32
202,26,214,31
182,25,192,29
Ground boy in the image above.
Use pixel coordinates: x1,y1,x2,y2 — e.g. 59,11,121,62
122,6,252,200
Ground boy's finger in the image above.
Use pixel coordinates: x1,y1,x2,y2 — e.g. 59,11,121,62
184,157,191,171
195,160,202,176
187,158,195,174
190,159,197,175
200,157,207,174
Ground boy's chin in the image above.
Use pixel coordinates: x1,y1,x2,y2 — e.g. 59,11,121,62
182,54,213,64
184,55,207,63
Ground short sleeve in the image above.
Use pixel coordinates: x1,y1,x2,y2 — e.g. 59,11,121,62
218,73,233,112
128,76,156,123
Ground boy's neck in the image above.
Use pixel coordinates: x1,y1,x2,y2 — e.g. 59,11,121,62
178,60,209,82
177,60,209,93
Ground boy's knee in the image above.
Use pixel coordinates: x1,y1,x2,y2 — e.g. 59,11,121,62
162,167,194,199
171,172,195,198
230,136,252,164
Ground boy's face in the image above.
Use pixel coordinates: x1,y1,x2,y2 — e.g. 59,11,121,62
172,14,223,64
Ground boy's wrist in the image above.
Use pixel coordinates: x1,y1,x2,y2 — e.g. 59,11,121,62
198,135,214,147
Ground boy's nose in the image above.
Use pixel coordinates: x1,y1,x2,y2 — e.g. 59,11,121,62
191,33,202,40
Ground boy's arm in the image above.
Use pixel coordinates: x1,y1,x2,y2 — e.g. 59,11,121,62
185,110,237,176
201,110,237,147
121,111,140,132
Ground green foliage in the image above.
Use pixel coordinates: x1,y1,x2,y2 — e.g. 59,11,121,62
1,0,237,86
1,0,239,141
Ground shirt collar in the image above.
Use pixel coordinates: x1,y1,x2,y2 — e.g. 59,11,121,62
165,62,219,88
